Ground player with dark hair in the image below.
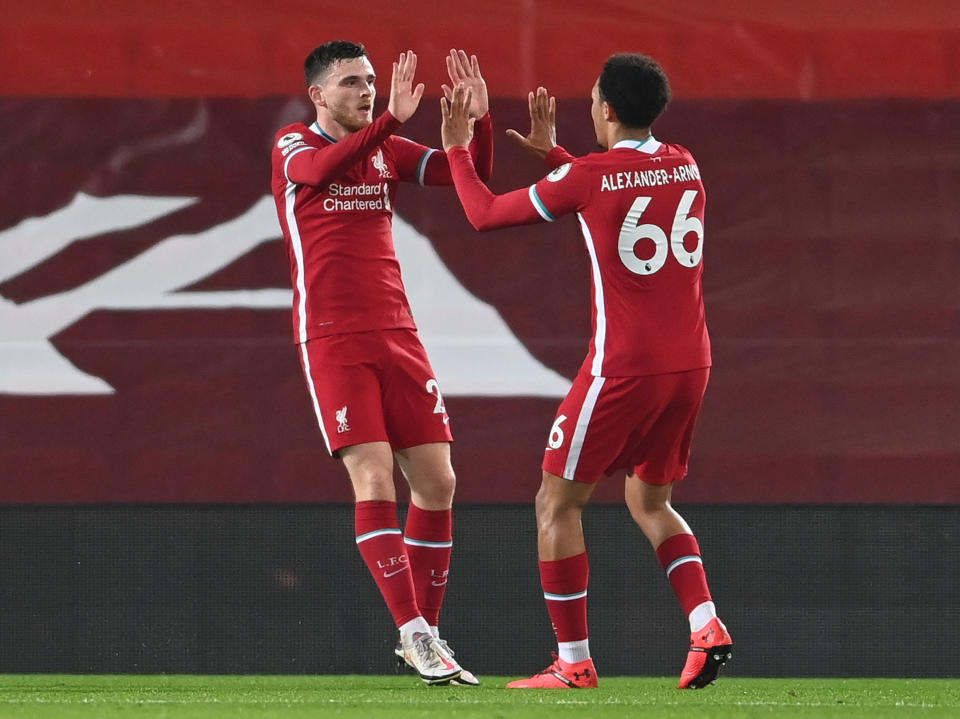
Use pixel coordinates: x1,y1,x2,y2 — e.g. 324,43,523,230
270,41,492,685
303,41,369,87
440,53,732,689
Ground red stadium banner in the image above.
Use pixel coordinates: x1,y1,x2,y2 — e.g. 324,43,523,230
1,1,959,99
1,95,957,504
1,2,958,504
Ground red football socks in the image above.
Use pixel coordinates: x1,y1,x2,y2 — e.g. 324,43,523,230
540,552,590,642
355,500,421,627
656,532,713,616
403,505,453,627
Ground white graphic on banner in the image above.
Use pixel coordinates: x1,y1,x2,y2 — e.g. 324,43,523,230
392,216,570,397
0,193,570,397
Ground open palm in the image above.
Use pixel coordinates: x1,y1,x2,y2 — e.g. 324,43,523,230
506,86,557,158
388,50,425,122
442,49,488,118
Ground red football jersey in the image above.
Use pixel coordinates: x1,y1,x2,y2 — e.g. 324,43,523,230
449,137,710,377
271,111,492,343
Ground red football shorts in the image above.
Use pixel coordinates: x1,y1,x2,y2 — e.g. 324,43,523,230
541,367,710,485
297,328,453,455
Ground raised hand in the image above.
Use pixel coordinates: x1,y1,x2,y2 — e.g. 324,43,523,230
506,86,557,158
388,50,426,122
441,49,489,119
441,83,475,152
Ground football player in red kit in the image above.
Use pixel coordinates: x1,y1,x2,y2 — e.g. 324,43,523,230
440,54,732,689
270,42,492,685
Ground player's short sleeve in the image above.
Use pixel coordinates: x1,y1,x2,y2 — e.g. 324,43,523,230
528,160,590,222
388,136,437,185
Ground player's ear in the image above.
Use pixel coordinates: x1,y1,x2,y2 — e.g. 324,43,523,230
603,101,617,123
308,84,326,108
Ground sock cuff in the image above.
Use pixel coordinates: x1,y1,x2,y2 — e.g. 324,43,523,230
539,552,589,593
656,532,701,570
355,500,398,535
405,504,452,542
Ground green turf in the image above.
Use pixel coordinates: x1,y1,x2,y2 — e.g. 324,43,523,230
1,675,958,718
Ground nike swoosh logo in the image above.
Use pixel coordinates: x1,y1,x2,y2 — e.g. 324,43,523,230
430,580,448,587
383,568,407,578
442,416,450,424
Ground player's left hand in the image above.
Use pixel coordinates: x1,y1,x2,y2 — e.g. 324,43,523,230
388,50,426,123
441,83,475,151
506,86,557,159
441,49,488,119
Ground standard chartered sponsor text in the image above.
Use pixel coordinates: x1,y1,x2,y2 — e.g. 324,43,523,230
324,182,388,211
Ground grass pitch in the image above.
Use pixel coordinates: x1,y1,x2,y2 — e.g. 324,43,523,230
1,674,958,718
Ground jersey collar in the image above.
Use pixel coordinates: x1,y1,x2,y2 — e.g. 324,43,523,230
613,136,661,154
310,121,338,143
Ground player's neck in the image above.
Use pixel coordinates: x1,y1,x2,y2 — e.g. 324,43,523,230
314,112,352,142
606,125,651,149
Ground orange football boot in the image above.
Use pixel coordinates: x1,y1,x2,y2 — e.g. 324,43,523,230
507,652,598,689
678,617,733,689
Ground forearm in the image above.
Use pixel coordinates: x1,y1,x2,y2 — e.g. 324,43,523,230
288,112,402,186
447,146,542,231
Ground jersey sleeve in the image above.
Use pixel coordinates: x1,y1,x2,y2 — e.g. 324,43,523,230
447,146,552,231
545,145,577,170
280,111,402,187
389,135,440,185
392,113,494,186
526,159,589,222
468,112,494,181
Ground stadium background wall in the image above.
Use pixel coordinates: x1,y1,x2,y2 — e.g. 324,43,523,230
2,504,958,678
1,1,958,677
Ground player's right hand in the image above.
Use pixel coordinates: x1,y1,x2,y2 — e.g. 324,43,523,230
441,83,475,151
506,86,557,159
388,50,426,122
441,49,488,119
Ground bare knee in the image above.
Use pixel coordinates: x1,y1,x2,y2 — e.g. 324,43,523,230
534,482,557,529
341,443,396,502
534,474,597,560
625,475,691,546
627,490,670,526
412,467,456,508
535,478,584,531
395,443,456,509
348,464,395,501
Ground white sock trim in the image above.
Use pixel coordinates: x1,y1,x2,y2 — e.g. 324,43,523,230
689,601,717,633
665,555,702,576
399,617,431,639
355,528,402,544
558,639,591,664
544,589,588,601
